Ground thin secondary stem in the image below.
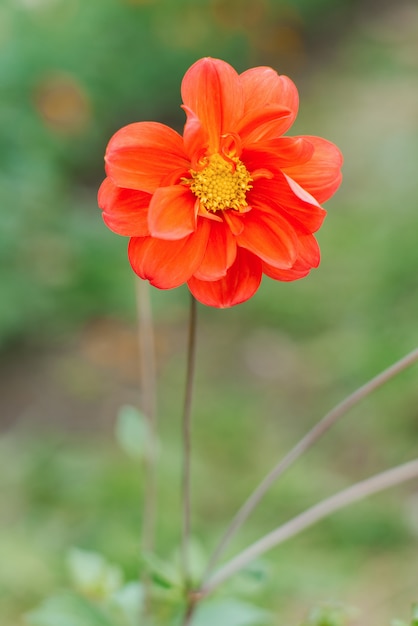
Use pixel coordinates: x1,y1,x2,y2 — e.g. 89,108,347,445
136,279,158,554
183,596,200,626
200,457,418,596
203,346,418,579
181,294,198,587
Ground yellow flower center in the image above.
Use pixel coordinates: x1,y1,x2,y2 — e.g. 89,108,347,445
187,153,252,212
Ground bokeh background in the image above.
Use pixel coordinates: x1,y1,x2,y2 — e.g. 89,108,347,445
1,0,418,624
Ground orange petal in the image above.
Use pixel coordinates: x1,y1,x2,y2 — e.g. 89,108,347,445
248,170,326,233
243,137,314,168
283,175,325,207
105,122,190,193
237,105,294,144
98,177,150,236
240,67,299,135
262,259,311,282
297,232,321,268
283,136,343,203
182,106,209,161
223,210,245,235
193,220,237,280
236,207,298,269
148,185,196,240
188,248,262,307
262,232,320,281
181,57,244,153
128,220,210,289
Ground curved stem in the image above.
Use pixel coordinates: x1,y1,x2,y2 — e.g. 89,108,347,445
202,346,418,580
201,457,418,596
181,294,198,587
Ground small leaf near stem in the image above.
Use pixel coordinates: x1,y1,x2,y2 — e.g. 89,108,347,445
202,346,418,580
200,457,418,596
182,294,198,588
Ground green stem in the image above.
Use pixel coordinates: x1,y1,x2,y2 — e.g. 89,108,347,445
181,294,198,588
202,346,418,580
200,457,418,596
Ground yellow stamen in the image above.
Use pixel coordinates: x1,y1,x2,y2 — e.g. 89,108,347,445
185,153,252,213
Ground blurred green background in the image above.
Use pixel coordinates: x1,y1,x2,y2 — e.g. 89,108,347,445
1,0,418,624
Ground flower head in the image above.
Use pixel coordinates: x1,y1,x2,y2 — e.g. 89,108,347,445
99,57,342,307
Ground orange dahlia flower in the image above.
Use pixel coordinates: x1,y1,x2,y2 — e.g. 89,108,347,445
99,57,342,307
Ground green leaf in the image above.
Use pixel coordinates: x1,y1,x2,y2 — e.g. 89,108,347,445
303,602,357,626
141,552,182,590
186,539,208,586
109,582,144,626
67,548,123,599
191,599,271,626
115,405,155,461
25,592,115,626
171,538,208,587
390,604,418,626
228,560,271,597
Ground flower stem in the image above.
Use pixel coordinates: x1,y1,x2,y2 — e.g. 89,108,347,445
183,594,200,626
182,294,198,587
200,457,418,596
202,346,418,580
135,279,157,614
